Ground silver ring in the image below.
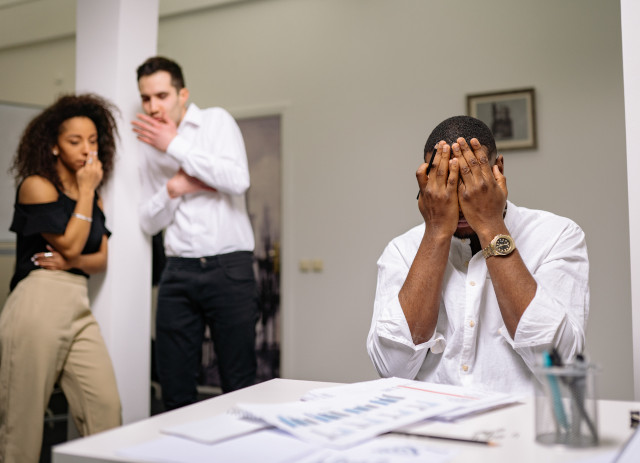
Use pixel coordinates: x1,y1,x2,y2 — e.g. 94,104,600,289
44,252,53,258
87,157,94,164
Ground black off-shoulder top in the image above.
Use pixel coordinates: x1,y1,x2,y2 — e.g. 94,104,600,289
8,187,111,291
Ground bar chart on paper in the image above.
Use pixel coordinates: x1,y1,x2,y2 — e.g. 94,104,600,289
233,378,517,448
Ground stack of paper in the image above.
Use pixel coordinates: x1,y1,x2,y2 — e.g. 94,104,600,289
231,377,517,448
118,377,519,462
161,413,268,444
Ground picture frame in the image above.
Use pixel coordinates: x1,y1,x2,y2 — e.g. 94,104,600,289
466,88,537,151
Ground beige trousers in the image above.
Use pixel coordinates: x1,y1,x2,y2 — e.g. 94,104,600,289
0,270,121,463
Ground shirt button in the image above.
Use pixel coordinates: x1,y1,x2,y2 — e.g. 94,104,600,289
498,328,502,335
469,320,475,328
462,364,469,372
469,281,476,287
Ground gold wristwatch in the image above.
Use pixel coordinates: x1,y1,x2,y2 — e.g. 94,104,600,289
482,234,516,259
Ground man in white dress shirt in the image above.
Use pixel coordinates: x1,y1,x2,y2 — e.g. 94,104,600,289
132,56,258,410
367,116,589,394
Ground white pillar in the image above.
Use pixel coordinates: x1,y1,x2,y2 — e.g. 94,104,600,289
621,0,640,401
76,0,158,423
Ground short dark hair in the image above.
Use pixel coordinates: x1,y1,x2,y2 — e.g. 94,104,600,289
11,94,118,190
424,115,497,161
136,56,185,90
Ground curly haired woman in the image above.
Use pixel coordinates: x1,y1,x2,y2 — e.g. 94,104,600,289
0,94,122,463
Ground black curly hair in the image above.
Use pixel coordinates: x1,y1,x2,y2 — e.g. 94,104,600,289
424,115,497,161
11,93,118,190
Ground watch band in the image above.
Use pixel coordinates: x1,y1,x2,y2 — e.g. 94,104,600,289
482,245,495,259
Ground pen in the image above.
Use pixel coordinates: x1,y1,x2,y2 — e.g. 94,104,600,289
543,350,570,432
548,349,598,444
387,430,498,446
569,353,599,443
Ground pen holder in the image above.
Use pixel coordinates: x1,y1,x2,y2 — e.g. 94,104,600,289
532,363,599,447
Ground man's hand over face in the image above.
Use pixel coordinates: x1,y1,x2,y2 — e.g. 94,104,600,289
166,168,217,199
417,141,460,238
453,137,508,238
132,113,178,152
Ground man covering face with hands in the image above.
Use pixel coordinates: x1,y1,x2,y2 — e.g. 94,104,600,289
367,116,589,394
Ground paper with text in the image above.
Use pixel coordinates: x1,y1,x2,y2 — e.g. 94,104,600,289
232,377,515,448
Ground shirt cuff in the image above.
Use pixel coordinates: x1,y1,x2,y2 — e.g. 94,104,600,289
166,134,190,164
376,319,446,354
151,181,180,210
420,331,446,354
504,287,567,349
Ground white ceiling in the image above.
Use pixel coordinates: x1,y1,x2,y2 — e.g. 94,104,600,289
0,0,247,50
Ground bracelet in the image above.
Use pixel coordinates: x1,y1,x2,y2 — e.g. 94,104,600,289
72,213,93,223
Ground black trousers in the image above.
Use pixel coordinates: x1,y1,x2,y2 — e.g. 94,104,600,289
155,251,259,410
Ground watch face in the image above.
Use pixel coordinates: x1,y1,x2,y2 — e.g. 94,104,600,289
495,236,513,254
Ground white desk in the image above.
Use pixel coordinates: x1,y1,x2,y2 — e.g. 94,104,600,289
53,378,638,463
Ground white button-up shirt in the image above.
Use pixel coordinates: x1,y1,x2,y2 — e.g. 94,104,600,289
367,201,589,395
138,103,255,257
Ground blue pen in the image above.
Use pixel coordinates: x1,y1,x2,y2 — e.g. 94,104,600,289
543,350,569,432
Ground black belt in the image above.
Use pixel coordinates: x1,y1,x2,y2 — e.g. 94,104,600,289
166,251,253,269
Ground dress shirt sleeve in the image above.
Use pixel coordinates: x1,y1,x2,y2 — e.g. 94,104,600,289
137,147,182,236
138,183,181,236
501,220,589,368
367,239,446,379
166,109,250,195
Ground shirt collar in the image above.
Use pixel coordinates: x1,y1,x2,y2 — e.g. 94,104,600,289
504,199,515,229
178,103,202,130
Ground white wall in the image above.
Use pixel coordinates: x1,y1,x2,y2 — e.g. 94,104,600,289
621,0,640,400
0,0,632,400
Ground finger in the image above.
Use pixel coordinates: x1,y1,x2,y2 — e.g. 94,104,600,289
135,113,159,124
457,138,482,175
31,251,52,264
447,158,460,191
46,244,55,252
131,120,146,129
433,142,451,185
469,138,492,176
451,141,471,179
132,128,154,140
131,120,151,130
495,154,505,175
425,143,438,176
493,164,508,197
142,112,168,124
136,135,154,145
132,122,155,134
416,162,430,191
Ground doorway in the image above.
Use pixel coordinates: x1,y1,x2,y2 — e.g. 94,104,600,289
198,114,282,389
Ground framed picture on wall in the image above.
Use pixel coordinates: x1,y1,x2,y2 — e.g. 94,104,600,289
466,88,537,150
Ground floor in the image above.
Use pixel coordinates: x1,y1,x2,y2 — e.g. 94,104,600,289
40,389,68,463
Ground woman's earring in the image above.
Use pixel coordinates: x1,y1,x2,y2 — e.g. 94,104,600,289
52,148,59,156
